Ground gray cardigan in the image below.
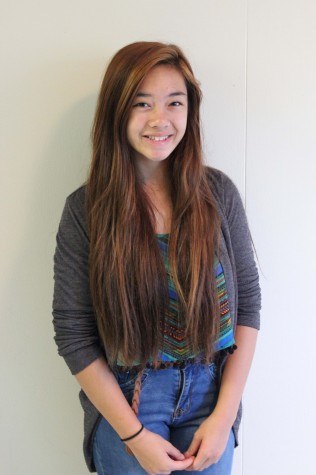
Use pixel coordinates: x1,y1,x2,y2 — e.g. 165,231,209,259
52,167,261,472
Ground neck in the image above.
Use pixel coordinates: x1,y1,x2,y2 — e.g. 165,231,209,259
135,157,170,190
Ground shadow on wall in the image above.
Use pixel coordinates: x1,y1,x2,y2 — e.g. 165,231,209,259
5,92,98,326
45,93,98,214
29,92,98,365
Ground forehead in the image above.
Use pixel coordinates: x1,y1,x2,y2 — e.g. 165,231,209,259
137,64,187,94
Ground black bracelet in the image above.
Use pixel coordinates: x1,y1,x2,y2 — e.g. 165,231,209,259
120,424,144,442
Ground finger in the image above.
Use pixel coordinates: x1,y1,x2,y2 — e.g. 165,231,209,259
171,456,195,471
182,457,195,471
184,436,201,457
191,455,208,472
190,450,219,471
166,442,185,461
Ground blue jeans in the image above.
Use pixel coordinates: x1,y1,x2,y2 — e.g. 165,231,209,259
93,363,235,474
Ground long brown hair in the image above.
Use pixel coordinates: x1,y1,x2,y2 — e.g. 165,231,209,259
87,42,221,367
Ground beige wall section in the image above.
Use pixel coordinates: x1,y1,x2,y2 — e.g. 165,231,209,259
1,1,315,474
244,2,316,474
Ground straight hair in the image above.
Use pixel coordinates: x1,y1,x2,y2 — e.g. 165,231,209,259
87,41,221,367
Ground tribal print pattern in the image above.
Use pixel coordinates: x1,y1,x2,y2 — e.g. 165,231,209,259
157,234,234,362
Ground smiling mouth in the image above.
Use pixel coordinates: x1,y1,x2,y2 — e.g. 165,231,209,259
144,135,171,142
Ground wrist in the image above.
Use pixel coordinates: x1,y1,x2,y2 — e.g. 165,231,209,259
210,406,237,428
125,426,148,448
120,424,144,442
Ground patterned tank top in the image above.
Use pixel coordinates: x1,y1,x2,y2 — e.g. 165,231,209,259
116,234,235,366
156,233,235,362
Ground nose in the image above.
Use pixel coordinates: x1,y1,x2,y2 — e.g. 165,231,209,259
148,107,170,128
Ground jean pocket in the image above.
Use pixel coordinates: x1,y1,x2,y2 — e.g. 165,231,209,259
115,369,149,397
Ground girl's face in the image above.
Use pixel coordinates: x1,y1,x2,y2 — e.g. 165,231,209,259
127,64,188,170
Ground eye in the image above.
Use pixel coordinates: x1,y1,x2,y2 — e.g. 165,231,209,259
132,102,150,108
170,101,182,107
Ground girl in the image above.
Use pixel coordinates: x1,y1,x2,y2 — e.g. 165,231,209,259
53,41,261,475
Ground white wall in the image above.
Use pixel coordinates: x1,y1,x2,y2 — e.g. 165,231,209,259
245,2,316,473
1,1,315,474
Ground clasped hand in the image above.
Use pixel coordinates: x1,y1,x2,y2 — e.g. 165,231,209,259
184,414,231,471
126,428,194,474
126,414,231,474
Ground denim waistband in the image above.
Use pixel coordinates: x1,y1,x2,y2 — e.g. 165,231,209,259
114,356,207,374
114,344,237,374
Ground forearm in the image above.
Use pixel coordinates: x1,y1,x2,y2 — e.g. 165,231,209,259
212,325,258,426
75,357,141,439
76,357,195,472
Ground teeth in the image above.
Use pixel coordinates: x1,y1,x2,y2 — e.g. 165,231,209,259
147,135,169,141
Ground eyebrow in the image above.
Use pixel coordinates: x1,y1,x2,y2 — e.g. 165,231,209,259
135,91,187,97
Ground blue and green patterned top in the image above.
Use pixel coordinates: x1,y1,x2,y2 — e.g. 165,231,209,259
156,234,235,362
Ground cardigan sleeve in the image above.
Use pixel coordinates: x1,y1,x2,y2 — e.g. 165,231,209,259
52,187,104,375
222,173,261,329
208,168,261,330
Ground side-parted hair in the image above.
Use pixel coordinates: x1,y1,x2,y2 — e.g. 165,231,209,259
87,41,221,367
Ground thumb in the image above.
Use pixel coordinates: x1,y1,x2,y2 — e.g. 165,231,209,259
166,442,185,461
184,435,201,458
166,441,195,469
172,456,195,470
